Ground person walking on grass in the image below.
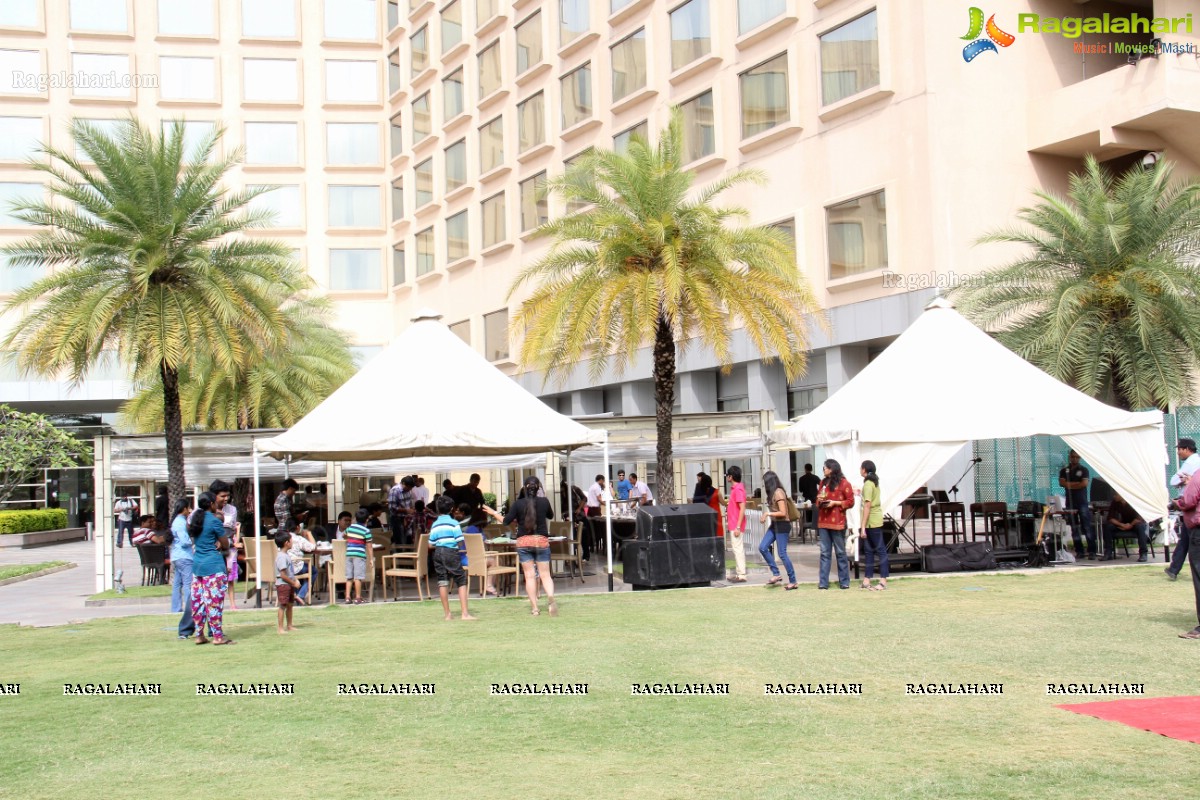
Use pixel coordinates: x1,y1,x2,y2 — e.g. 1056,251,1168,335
724,466,747,583
429,495,476,621
169,497,195,640
1166,439,1199,580
344,508,373,605
189,492,234,645
274,530,300,634
758,470,798,591
858,460,888,591
1169,463,1200,640
817,459,854,590
504,476,557,616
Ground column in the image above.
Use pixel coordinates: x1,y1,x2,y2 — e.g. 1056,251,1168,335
677,370,716,414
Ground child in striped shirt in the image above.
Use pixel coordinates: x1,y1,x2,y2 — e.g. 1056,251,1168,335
344,508,373,605
430,495,476,621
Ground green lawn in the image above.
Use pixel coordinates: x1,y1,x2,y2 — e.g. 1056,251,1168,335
0,562,68,582
87,584,173,600
1,566,1198,799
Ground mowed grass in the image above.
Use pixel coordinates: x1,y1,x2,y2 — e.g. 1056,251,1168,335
1,566,1198,800
0,562,67,582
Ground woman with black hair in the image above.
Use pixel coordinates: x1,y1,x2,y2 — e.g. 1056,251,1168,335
189,492,234,645
816,459,855,590
169,497,195,640
758,470,798,590
693,473,724,537
503,476,557,616
858,460,888,590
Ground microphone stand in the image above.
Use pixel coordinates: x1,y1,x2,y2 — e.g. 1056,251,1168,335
949,458,983,504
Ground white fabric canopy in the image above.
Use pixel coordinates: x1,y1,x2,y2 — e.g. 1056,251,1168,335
770,298,1169,523
259,311,605,460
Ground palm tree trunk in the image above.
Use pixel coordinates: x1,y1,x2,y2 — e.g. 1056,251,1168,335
653,314,676,505
160,362,187,511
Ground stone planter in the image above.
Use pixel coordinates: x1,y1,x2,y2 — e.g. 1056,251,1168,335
0,527,88,549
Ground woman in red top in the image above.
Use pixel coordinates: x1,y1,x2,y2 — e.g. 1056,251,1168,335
816,459,854,590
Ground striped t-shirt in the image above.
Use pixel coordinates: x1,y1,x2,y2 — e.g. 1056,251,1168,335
345,523,372,559
429,515,463,549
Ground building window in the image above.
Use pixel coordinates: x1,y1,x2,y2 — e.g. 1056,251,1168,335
0,118,42,162
484,309,509,361
561,63,591,129
517,92,545,153
388,49,402,95
248,184,302,228
329,249,382,291
412,92,432,144
390,113,404,158
442,1,463,53
717,368,749,412
519,172,547,232
414,158,434,207
164,120,215,159
613,120,647,154
410,25,429,77
388,0,400,31
670,0,710,71
563,150,592,213
769,217,796,258
244,59,298,103
680,90,714,163
481,191,505,248
0,254,40,293
611,29,646,102
476,0,498,24
740,53,788,138
328,186,382,228
391,178,404,222
326,0,377,39
738,0,785,36
75,119,126,164
243,0,296,38
449,320,470,344
516,12,543,75
478,40,501,98
820,10,880,106
826,189,886,279
245,122,299,165
559,0,588,47
0,50,40,95
416,226,434,275
158,0,214,36
0,1,38,28
0,183,39,227
158,56,215,101
446,210,469,261
69,0,126,32
479,116,504,173
73,53,135,99
392,243,406,285
326,60,378,103
443,68,465,121
444,139,467,191
327,122,379,165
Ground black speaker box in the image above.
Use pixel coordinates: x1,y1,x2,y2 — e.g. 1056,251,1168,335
635,503,717,541
621,537,725,588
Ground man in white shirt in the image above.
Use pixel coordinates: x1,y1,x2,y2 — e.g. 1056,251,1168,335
1171,438,1199,488
412,476,430,506
628,473,654,506
584,475,609,561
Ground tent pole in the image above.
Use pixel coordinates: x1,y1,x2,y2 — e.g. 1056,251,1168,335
604,432,614,593
566,449,574,558
252,440,262,609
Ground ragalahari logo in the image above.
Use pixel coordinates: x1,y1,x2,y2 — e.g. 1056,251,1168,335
961,7,1015,62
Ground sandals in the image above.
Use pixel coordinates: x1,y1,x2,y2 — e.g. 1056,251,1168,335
860,581,872,590
1180,629,1200,639
484,588,499,597
766,576,783,586
871,583,887,591
530,608,540,616
784,583,799,591
195,637,210,646
213,638,236,646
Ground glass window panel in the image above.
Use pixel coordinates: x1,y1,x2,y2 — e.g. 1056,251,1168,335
478,41,501,98
680,90,714,162
392,243,406,285
325,0,377,40
388,0,400,31
444,139,466,191
244,59,298,103
0,117,42,161
411,25,429,77
0,182,40,226
670,0,710,71
516,12,543,75
244,122,298,165
326,60,378,103
70,0,126,32
479,116,503,173
412,93,432,143
0,1,38,28
388,49,402,95
243,0,296,38
446,210,469,261
443,68,465,121
559,0,588,47
327,122,380,165
517,92,545,152
561,63,591,129
329,249,381,291
737,0,785,36
329,186,382,228
416,227,434,275
740,53,788,138
248,184,302,228
158,0,214,36
484,309,509,361
390,113,404,158
519,171,547,232
610,29,646,101
159,56,215,101
476,0,498,24
449,320,470,344
611,0,634,12
442,1,463,53
414,158,434,206
391,178,404,221
563,150,592,213
820,10,879,105
0,50,40,95
613,120,647,154
481,191,505,248
0,254,40,293
826,189,886,279
73,53,133,98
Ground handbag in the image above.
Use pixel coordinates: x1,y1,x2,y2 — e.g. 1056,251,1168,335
785,497,801,522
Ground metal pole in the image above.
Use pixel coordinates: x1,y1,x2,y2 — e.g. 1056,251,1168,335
252,440,262,609
566,449,575,557
604,432,614,593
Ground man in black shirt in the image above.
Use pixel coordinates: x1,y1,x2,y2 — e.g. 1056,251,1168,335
797,464,820,505
1102,492,1148,562
1059,450,1096,560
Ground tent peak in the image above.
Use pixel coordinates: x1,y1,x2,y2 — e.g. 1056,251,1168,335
410,307,444,322
924,296,956,311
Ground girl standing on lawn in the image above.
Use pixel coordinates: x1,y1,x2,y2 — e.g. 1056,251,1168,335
188,492,234,645
858,460,888,591
758,470,798,590
816,459,854,590
504,476,557,616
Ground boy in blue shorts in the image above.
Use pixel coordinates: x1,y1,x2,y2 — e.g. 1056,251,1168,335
430,495,476,621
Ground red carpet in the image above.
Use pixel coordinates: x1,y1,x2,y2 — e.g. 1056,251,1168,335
1058,696,1200,744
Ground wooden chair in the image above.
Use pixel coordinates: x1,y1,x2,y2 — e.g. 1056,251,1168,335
970,502,1011,548
323,540,374,603
136,544,168,586
242,537,277,602
464,533,518,597
381,533,430,601
548,522,584,582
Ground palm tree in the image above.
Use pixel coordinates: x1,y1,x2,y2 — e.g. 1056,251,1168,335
953,156,1200,410
2,119,310,509
510,111,822,503
118,297,356,432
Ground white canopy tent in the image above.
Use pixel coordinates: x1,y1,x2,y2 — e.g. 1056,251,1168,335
770,298,1169,525
254,310,616,593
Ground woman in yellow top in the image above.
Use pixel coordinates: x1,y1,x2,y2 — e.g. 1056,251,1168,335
858,460,888,590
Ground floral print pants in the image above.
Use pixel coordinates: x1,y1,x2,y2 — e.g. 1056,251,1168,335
191,574,227,640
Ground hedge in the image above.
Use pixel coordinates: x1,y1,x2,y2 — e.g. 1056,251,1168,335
0,508,70,534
